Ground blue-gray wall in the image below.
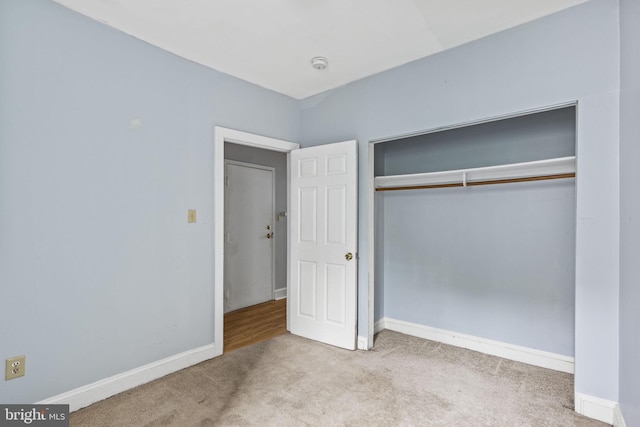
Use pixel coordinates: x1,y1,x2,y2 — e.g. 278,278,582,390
382,181,576,355
0,0,298,404
619,0,640,424
379,107,576,175
300,0,620,401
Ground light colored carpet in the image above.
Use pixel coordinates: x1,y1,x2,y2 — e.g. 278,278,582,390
71,331,607,426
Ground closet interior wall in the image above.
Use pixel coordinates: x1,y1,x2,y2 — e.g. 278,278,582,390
375,106,577,357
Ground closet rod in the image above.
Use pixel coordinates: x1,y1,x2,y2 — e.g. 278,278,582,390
375,172,575,192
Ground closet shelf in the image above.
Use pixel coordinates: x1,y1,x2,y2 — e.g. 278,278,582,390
375,156,576,191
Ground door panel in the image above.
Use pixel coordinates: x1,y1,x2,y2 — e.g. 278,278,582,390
326,186,346,244
299,188,317,242
326,263,346,325
299,261,317,318
289,140,358,350
224,161,274,313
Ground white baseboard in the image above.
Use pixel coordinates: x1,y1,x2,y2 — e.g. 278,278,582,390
274,287,287,300
575,393,617,424
38,343,221,412
377,317,574,374
613,403,628,427
357,336,369,350
374,319,385,334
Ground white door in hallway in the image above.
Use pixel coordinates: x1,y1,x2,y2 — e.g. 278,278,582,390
289,140,358,350
224,160,275,313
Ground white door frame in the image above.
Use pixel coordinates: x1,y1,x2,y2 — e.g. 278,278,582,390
214,127,299,355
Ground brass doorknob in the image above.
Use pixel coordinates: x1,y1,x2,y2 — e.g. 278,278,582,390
266,232,274,239
345,252,353,261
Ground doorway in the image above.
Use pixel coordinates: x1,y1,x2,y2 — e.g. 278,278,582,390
215,130,299,355
224,160,275,313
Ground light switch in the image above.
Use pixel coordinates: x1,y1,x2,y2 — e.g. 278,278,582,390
188,209,196,223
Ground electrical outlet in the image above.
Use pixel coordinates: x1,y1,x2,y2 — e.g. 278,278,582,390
5,355,25,380
188,209,196,223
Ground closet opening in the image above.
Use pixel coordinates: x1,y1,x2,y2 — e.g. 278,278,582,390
370,104,577,372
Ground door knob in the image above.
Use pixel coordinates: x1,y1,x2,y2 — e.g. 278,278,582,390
345,252,353,261
266,232,274,239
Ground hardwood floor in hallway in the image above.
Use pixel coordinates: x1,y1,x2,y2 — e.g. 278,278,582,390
224,298,288,353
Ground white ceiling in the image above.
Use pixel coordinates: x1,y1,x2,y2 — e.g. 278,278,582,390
52,0,588,100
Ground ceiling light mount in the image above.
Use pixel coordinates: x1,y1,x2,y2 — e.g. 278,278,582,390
311,56,328,70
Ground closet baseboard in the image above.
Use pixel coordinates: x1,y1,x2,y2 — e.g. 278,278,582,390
575,393,618,424
613,403,628,427
376,317,574,374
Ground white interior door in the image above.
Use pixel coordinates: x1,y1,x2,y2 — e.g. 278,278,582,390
224,161,275,313
289,140,358,350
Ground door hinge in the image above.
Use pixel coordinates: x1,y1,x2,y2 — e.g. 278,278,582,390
225,175,229,187
225,232,230,243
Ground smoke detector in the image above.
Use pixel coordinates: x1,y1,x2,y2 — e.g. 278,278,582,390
311,56,328,70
